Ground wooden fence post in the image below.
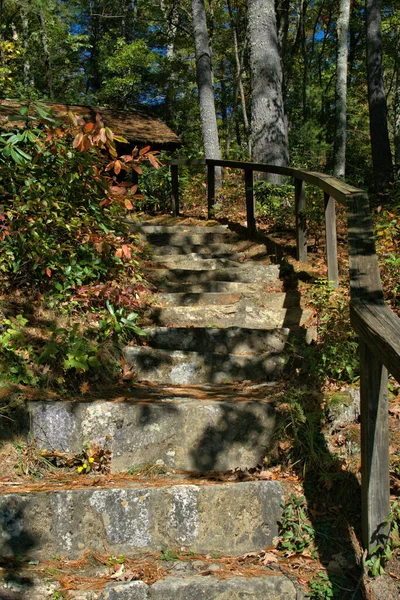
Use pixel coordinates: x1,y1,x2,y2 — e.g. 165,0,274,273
244,168,256,236
171,164,179,217
294,178,307,262
207,162,216,219
359,340,390,551
324,192,339,287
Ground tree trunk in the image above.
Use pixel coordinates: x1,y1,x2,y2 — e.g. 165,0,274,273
38,10,54,100
333,0,351,178
365,0,393,191
247,0,289,182
394,70,400,179
226,0,251,158
21,9,33,89
191,0,222,179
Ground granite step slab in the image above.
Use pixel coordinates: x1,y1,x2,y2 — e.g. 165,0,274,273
148,304,311,330
147,256,244,271
123,346,286,384
29,391,277,472
129,224,230,234
141,326,292,354
146,264,280,285
148,243,240,257
139,232,243,247
147,280,284,294
0,570,301,600
0,480,283,559
152,290,300,308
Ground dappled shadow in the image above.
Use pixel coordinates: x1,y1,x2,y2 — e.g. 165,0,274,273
0,501,36,600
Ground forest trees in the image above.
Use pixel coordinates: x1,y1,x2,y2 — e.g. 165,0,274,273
0,0,399,191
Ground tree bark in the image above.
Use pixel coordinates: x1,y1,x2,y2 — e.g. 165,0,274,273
394,70,400,179
226,0,251,157
191,0,222,177
38,9,54,100
365,0,393,191
21,9,33,89
247,0,289,183
333,0,351,178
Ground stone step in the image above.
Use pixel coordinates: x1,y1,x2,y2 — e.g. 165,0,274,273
29,384,278,472
0,480,283,559
148,304,311,329
140,231,242,247
142,326,292,353
146,264,280,285
123,346,286,384
98,575,299,600
129,224,230,234
147,280,284,294
149,243,240,257
1,564,300,600
147,256,244,271
153,290,300,308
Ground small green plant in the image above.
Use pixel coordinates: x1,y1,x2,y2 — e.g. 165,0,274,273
160,547,179,561
106,554,125,567
277,494,316,556
98,300,146,340
365,501,400,577
306,572,334,599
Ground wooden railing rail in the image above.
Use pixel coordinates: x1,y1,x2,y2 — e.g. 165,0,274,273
166,157,400,551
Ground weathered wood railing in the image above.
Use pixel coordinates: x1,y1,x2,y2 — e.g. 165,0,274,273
167,157,400,551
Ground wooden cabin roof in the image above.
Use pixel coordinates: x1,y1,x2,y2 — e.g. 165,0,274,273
0,101,182,147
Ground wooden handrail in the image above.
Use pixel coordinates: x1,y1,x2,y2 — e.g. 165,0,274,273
166,156,400,550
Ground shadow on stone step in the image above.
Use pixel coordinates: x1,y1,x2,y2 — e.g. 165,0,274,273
0,502,36,600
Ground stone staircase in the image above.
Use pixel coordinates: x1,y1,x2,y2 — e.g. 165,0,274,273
1,221,312,599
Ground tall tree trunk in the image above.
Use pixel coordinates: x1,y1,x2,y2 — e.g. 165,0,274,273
38,10,54,100
365,0,393,191
394,69,400,179
191,0,222,173
333,0,351,178
21,9,33,89
226,0,251,157
247,0,289,182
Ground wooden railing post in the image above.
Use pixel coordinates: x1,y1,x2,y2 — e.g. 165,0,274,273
359,340,390,551
324,192,339,287
171,164,179,217
207,162,216,219
244,168,256,236
295,178,307,262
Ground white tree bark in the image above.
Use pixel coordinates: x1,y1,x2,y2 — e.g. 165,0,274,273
191,0,221,164
247,0,289,183
333,0,350,178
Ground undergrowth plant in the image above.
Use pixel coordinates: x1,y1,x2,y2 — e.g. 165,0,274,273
365,500,400,577
0,101,159,391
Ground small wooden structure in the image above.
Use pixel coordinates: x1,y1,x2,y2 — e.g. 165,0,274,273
168,157,400,551
0,100,182,151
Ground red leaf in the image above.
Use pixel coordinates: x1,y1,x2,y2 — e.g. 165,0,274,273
147,153,160,169
115,248,123,259
114,160,122,175
139,145,151,156
45,267,52,277
84,122,95,132
122,244,131,259
124,199,134,210
73,132,84,149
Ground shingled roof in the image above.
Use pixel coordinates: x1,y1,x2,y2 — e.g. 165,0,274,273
0,101,182,147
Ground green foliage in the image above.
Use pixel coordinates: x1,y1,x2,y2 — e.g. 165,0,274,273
306,572,335,599
277,494,316,556
254,180,295,227
160,547,179,561
0,102,136,292
99,301,146,340
365,501,400,577
136,161,172,213
298,280,359,384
